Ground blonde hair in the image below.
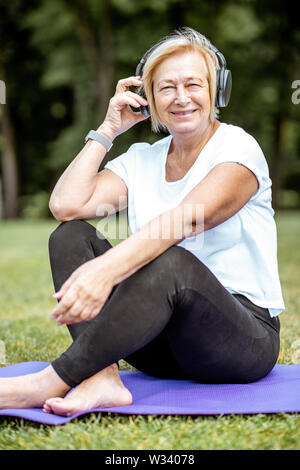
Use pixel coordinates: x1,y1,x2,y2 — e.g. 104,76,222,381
142,27,220,132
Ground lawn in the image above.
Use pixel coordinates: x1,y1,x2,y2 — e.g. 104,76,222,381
0,211,300,450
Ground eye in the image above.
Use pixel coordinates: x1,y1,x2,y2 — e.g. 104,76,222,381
187,83,201,88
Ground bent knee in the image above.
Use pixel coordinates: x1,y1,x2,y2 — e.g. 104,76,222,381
158,245,205,274
49,219,92,250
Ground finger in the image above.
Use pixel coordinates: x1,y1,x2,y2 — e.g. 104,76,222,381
55,309,78,326
53,291,63,300
113,93,147,111
51,288,77,318
62,296,105,325
116,76,143,93
124,90,148,106
73,298,103,323
56,301,90,325
57,271,78,295
52,275,74,300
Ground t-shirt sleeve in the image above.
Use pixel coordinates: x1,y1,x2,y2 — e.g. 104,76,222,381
212,127,271,200
104,144,136,188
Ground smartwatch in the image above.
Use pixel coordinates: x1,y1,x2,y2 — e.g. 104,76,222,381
84,130,113,152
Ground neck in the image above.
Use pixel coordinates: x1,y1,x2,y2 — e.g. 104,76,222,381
170,120,220,163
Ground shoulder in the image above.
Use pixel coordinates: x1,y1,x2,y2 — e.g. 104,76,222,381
105,135,170,172
131,135,171,157
215,123,271,200
221,123,263,154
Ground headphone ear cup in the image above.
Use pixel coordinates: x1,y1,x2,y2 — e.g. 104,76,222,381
133,85,150,117
215,68,232,107
140,104,150,117
215,69,221,107
221,69,232,107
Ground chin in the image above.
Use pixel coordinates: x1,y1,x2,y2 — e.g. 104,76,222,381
174,126,196,133
168,121,204,134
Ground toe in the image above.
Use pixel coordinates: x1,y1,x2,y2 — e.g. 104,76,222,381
42,403,51,413
46,397,78,417
43,397,66,415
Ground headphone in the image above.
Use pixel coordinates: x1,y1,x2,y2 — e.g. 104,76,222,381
134,39,232,117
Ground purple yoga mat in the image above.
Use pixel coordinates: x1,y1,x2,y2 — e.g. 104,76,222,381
0,361,300,425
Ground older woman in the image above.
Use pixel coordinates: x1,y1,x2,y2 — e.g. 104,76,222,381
0,28,284,416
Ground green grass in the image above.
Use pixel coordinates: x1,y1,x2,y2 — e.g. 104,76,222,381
0,211,300,450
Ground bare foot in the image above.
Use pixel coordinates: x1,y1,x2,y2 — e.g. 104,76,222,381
43,363,132,417
0,366,70,409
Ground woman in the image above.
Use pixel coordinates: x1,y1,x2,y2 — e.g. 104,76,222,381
0,28,284,416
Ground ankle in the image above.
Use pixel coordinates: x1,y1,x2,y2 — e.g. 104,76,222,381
106,363,119,374
38,366,70,397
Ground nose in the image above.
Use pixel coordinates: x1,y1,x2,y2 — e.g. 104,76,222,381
174,84,191,106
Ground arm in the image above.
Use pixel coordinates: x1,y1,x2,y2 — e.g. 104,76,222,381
100,161,259,286
49,76,149,221
49,133,126,221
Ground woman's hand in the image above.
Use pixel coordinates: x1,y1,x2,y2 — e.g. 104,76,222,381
99,76,149,140
50,257,115,326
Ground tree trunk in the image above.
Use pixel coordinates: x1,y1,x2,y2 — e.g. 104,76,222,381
269,38,292,211
65,0,114,123
0,61,19,219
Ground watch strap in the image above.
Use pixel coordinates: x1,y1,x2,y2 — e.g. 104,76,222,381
84,130,113,151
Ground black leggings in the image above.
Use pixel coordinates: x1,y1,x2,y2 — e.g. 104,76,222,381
49,219,280,388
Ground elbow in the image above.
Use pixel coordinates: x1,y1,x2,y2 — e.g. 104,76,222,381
49,198,75,222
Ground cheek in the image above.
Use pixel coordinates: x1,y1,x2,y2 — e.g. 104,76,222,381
154,94,172,117
194,93,211,117
193,88,210,104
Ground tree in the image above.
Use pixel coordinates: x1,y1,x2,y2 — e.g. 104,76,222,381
252,0,300,209
0,2,20,218
0,62,18,219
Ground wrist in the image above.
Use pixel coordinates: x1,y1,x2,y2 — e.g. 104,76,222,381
98,245,132,287
95,251,120,286
97,123,117,142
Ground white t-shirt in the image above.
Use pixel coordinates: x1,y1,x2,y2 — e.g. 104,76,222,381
104,122,285,317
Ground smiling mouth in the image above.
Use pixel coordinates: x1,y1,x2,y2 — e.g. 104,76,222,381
171,109,197,117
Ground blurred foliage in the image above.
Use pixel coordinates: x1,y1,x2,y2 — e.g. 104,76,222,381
19,190,51,218
0,0,299,218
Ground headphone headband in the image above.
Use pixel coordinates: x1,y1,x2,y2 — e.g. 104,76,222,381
135,36,232,116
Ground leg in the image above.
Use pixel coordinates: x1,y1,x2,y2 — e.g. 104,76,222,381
49,219,113,340
162,290,280,384
0,363,70,409
50,241,280,388
43,363,133,416
45,219,183,416
45,219,132,415
123,329,188,380
124,277,280,384
0,220,126,412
